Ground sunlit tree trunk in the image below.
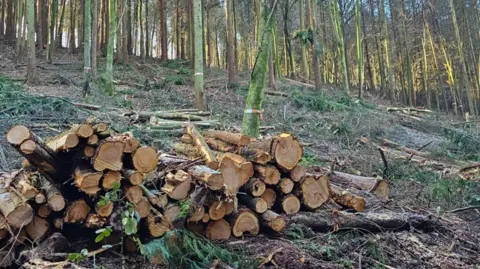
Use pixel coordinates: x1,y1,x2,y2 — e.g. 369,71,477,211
47,0,57,63
16,0,24,64
91,0,98,73
242,0,276,137
84,0,92,95
69,0,76,53
105,0,116,95
226,0,236,85
355,0,363,98
309,0,321,90
449,0,475,116
193,0,205,110
26,0,38,83
138,0,145,61
332,0,349,95
158,0,167,61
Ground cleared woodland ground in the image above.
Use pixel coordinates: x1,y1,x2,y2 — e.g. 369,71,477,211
1,46,480,268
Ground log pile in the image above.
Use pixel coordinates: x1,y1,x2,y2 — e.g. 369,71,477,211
0,122,392,267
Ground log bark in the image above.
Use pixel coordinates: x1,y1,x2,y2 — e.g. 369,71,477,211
260,188,277,209
92,139,125,171
132,146,158,173
270,134,303,171
204,130,250,146
328,171,389,200
185,125,216,166
187,165,224,190
73,166,102,195
173,143,203,159
238,194,267,213
205,219,231,240
46,133,79,151
330,184,366,212
297,175,329,210
36,175,65,211
240,177,266,197
63,200,90,223
279,194,300,215
229,208,260,237
0,182,33,228
261,210,286,232
37,204,51,218
25,216,49,242
254,165,280,185
241,140,272,164
206,137,236,152
218,153,254,196
102,170,122,189
287,211,441,233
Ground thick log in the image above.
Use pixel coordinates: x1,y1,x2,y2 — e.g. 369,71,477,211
287,211,441,233
187,221,205,235
238,194,267,213
260,188,277,209
277,178,294,194
279,194,300,215
123,169,144,186
185,125,216,165
36,175,65,211
46,133,79,151
289,165,306,182
6,125,38,146
95,202,114,217
162,173,192,200
218,153,254,196
240,177,266,197
205,137,236,152
132,146,158,173
205,219,231,240
209,200,226,220
146,204,180,237
92,139,125,171
330,185,366,212
71,123,94,138
134,197,152,218
187,206,205,222
0,183,33,228
187,165,224,190
26,216,49,242
85,214,108,229
270,134,303,171
328,171,389,200
204,130,250,146
261,210,286,232
254,165,280,185
13,134,59,177
229,208,260,237
125,185,144,204
123,137,141,153
63,200,90,223
73,166,102,195
93,123,109,133
297,175,330,210
102,171,122,189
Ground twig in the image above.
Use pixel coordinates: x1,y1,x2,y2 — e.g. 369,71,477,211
407,141,433,161
378,148,389,179
447,205,480,213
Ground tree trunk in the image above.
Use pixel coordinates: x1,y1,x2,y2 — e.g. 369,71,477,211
159,0,167,61
355,0,363,98
0,0,5,37
299,0,309,81
241,0,275,137
226,0,236,85
91,0,98,73
15,0,24,64
56,0,66,48
193,0,205,110
121,0,128,64
83,0,92,96
26,0,38,83
47,0,57,63
5,0,15,43
308,0,321,91
332,0,349,95
69,0,75,53
105,0,116,95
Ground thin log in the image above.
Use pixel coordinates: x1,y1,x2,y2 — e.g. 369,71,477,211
134,197,152,219
187,165,224,190
218,153,254,196
63,200,90,223
289,165,306,182
261,210,286,232
260,188,277,209
73,166,102,195
204,130,250,146
187,206,205,222
36,174,65,211
0,181,33,228
329,171,389,200
279,194,300,214
240,177,266,197
185,125,216,165
209,200,226,220
46,133,79,151
297,175,330,210
102,171,122,189
277,178,294,194
206,137,236,152
254,165,280,185
123,169,144,186
238,194,267,213
270,133,303,171
330,184,366,212
95,202,114,217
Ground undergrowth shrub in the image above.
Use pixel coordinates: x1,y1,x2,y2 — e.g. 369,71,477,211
162,59,188,69
164,75,186,85
143,230,259,269
291,89,375,113
440,128,480,161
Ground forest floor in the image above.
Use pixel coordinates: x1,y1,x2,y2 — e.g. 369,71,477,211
1,45,480,269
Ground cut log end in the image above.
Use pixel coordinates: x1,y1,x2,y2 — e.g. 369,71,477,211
47,133,79,151
219,154,254,196
238,195,267,214
64,200,90,223
5,203,34,229
92,140,125,171
187,165,224,190
132,146,158,173
125,185,144,204
209,201,226,220
278,178,294,194
261,210,286,232
6,125,31,145
272,134,303,170
188,206,205,222
74,124,94,138
300,175,330,210
20,140,37,154
102,171,122,189
254,165,280,185
134,197,152,219
124,137,141,153
260,188,277,209
96,202,114,217
290,165,306,182
230,209,260,237
206,219,231,240
241,177,266,197
124,170,144,186
281,195,301,215
26,216,49,242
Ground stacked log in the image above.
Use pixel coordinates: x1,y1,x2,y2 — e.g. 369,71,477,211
0,122,392,267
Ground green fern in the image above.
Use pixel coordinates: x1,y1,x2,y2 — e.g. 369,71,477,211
143,230,259,269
